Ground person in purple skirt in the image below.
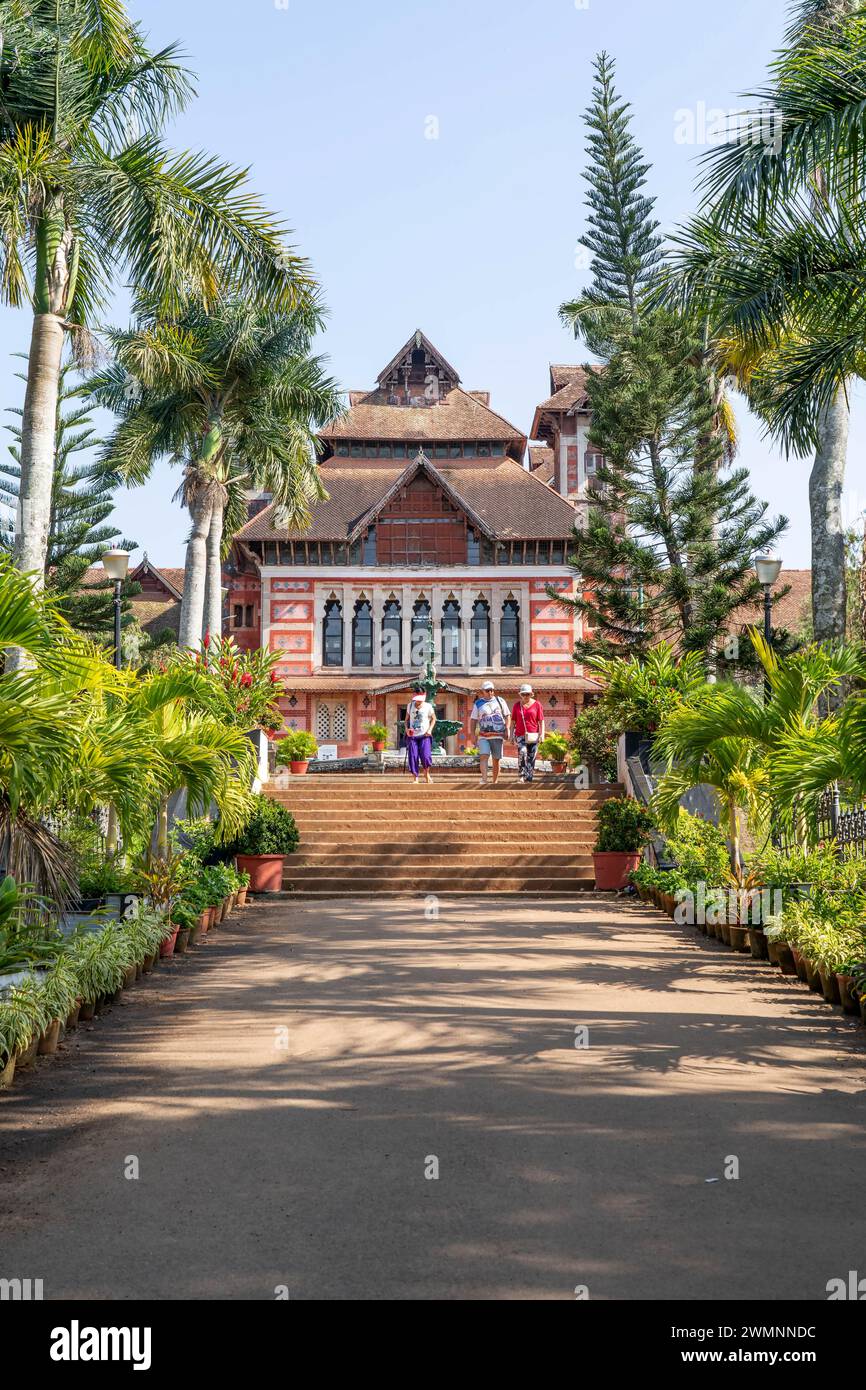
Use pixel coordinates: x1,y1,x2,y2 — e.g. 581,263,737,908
405,685,437,785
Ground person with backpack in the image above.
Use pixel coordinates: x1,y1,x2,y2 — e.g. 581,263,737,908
511,683,545,785
470,680,510,789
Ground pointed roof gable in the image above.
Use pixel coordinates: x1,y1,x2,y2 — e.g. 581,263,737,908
375,329,461,389
344,450,495,541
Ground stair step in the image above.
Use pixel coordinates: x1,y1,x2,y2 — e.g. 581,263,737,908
291,853,594,867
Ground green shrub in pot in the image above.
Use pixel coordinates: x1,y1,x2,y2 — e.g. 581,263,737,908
275,731,319,768
225,795,299,858
593,797,655,892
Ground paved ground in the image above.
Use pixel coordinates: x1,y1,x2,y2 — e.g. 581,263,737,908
1,896,865,1301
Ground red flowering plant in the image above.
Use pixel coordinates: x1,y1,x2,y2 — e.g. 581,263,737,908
176,634,285,736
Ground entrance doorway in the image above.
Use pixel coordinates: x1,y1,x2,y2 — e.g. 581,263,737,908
397,704,447,750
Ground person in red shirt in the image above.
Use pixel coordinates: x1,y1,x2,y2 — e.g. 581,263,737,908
511,684,545,785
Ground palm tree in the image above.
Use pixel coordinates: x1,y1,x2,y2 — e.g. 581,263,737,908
89,297,342,647
0,0,315,650
669,0,866,641
652,631,865,852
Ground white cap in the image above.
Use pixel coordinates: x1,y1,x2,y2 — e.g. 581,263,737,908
519,684,533,694
482,681,495,691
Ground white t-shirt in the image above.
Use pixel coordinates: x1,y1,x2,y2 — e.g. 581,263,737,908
407,701,435,736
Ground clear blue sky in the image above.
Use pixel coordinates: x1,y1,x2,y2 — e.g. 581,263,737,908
3,0,864,567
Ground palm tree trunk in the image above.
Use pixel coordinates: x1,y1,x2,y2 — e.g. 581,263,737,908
203,496,224,642
156,797,169,859
6,312,65,671
810,388,849,643
178,492,213,650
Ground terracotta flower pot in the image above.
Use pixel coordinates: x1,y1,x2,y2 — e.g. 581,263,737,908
236,853,285,894
290,760,309,775
236,887,248,907
174,926,191,955
804,958,823,993
159,926,180,959
593,851,641,892
65,1002,81,1030
79,1000,96,1021
219,897,230,922
819,969,841,1004
207,906,218,929
38,1019,62,1056
198,911,210,935
0,1054,15,1089
188,924,200,948
837,974,859,1015
748,927,769,960
729,923,749,952
123,964,137,989
17,1035,38,1069
791,945,809,983
551,761,567,774
775,942,797,976
372,741,385,753
229,892,238,913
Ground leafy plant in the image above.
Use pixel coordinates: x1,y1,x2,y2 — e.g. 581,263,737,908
364,723,389,744
664,811,733,890
539,732,570,762
0,987,43,1065
568,702,619,779
587,643,706,734
594,797,655,853
223,794,299,857
276,731,319,764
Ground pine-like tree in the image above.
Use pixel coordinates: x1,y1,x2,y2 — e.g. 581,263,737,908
562,314,787,660
556,52,787,664
0,362,138,641
560,51,664,351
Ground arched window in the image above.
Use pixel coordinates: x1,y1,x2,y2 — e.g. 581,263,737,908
411,598,431,666
333,703,348,741
501,598,520,668
322,599,343,667
470,599,490,668
441,599,461,667
352,599,373,667
316,704,331,741
381,599,401,667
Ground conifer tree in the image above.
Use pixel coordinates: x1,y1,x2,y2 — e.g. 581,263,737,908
560,51,663,350
0,363,137,641
557,53,786,663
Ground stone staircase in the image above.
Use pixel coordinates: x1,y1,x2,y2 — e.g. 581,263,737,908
268,773,619,897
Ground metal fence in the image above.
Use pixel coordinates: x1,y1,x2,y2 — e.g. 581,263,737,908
774,786,866,860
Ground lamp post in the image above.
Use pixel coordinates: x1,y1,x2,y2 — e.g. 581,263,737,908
754,552,782,705
101,548,130,669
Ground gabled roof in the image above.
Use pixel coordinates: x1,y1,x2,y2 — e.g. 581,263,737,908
321,385,526,450
375,329,461,388
237,454,579,544
130,559,185,600
344,452,495,541
528,445,555,483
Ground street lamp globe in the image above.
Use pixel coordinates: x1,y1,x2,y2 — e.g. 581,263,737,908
754,552,782,588
101,548,130,582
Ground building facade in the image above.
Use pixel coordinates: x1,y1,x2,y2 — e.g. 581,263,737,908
226,331,602,756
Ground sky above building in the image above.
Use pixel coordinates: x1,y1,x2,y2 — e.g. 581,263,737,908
1,0,863,568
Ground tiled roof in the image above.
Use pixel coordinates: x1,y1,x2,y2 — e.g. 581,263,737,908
528,445,555,483
276,674,602,693
321,386,525,446
730,569,812,637
238,456,579,543
534,367,591,415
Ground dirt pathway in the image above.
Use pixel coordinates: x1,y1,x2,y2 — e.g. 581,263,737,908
1,896,864,1300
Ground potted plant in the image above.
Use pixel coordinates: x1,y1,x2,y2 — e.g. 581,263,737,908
592,797,654,892
364,722,389,754
0,987,42,1088
275,730,319,775
538,732,570,775
225,793,300,893
236,870,251,907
